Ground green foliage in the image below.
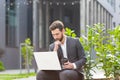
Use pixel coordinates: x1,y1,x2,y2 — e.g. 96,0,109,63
87,24,120,78
0,48,5,71
79,25,98,80
65,27,76,38
65,27,96,79
0,72,36,80
0,61,5,71
21,38,33,68
65,25,120,79
108,26,120,77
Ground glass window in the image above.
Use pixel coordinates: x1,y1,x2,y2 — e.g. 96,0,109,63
6,0,16,47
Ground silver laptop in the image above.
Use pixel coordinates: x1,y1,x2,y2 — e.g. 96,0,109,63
34,51,62,70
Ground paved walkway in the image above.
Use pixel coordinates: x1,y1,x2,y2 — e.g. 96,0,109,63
0,68,106,80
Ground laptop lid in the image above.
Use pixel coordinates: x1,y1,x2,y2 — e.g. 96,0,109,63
34,51,62,70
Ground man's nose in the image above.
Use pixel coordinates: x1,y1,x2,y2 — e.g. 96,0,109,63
54,37,59,40
54,35,58,39
54,36,59,40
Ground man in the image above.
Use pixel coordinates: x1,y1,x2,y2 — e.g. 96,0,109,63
36,20,86,80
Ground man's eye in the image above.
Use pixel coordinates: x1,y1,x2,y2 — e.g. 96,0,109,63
53,33,59,36
56,33,59,35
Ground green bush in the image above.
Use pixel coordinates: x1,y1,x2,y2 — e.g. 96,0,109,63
65,25,120,79
0,61,5,71
21,38,33,67
65,27,96,79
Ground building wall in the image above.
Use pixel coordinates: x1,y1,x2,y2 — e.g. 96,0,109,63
113,0,120,27
80,0,120,35
79,0,120,59
0,0,5,49
35,0,120,49
35,0,81,50
0,0,32,69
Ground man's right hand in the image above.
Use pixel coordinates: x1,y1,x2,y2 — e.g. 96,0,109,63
53,40,61,51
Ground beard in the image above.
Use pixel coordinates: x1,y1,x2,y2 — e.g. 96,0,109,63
55,34,64,42
59,34,64,42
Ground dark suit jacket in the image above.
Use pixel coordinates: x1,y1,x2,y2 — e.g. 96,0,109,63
49,36,86,74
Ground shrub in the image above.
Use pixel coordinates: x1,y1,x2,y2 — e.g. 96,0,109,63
0,61,5,71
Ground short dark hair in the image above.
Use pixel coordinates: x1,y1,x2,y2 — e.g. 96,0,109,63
49,20,64,31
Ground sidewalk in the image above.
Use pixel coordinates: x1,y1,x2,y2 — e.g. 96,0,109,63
0,69,36,80
0,68,105,80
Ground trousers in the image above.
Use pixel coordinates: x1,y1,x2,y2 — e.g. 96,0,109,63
36,70,84,80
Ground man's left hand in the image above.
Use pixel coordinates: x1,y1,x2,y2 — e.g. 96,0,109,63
63,62,74,69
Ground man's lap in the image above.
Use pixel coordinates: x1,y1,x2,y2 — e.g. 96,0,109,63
36,70,84,80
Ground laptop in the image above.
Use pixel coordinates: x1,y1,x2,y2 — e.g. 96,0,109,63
33,51,62,70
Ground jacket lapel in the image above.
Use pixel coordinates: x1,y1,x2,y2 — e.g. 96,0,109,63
66,37,70,59
57,46,64,58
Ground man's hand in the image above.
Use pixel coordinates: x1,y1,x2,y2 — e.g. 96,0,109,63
53,40,61,51
63,62,74,69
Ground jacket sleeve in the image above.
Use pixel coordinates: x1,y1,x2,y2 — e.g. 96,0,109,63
49,44,54,51
74,39,87,69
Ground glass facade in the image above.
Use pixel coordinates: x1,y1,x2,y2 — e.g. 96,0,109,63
38,0,80,50
6,0,16,47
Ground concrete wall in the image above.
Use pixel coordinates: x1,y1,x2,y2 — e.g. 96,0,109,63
0,0,29,69
113,0,120,26
98,0,120,28
97,0,114,15
0,0,7,68
16,0,28,45
0,0,5,49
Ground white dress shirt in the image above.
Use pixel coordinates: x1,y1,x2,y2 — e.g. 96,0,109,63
60,36,77,69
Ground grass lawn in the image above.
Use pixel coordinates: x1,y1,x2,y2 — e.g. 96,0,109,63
0,72,36,80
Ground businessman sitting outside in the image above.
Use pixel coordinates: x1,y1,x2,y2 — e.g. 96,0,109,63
36,20,87,80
